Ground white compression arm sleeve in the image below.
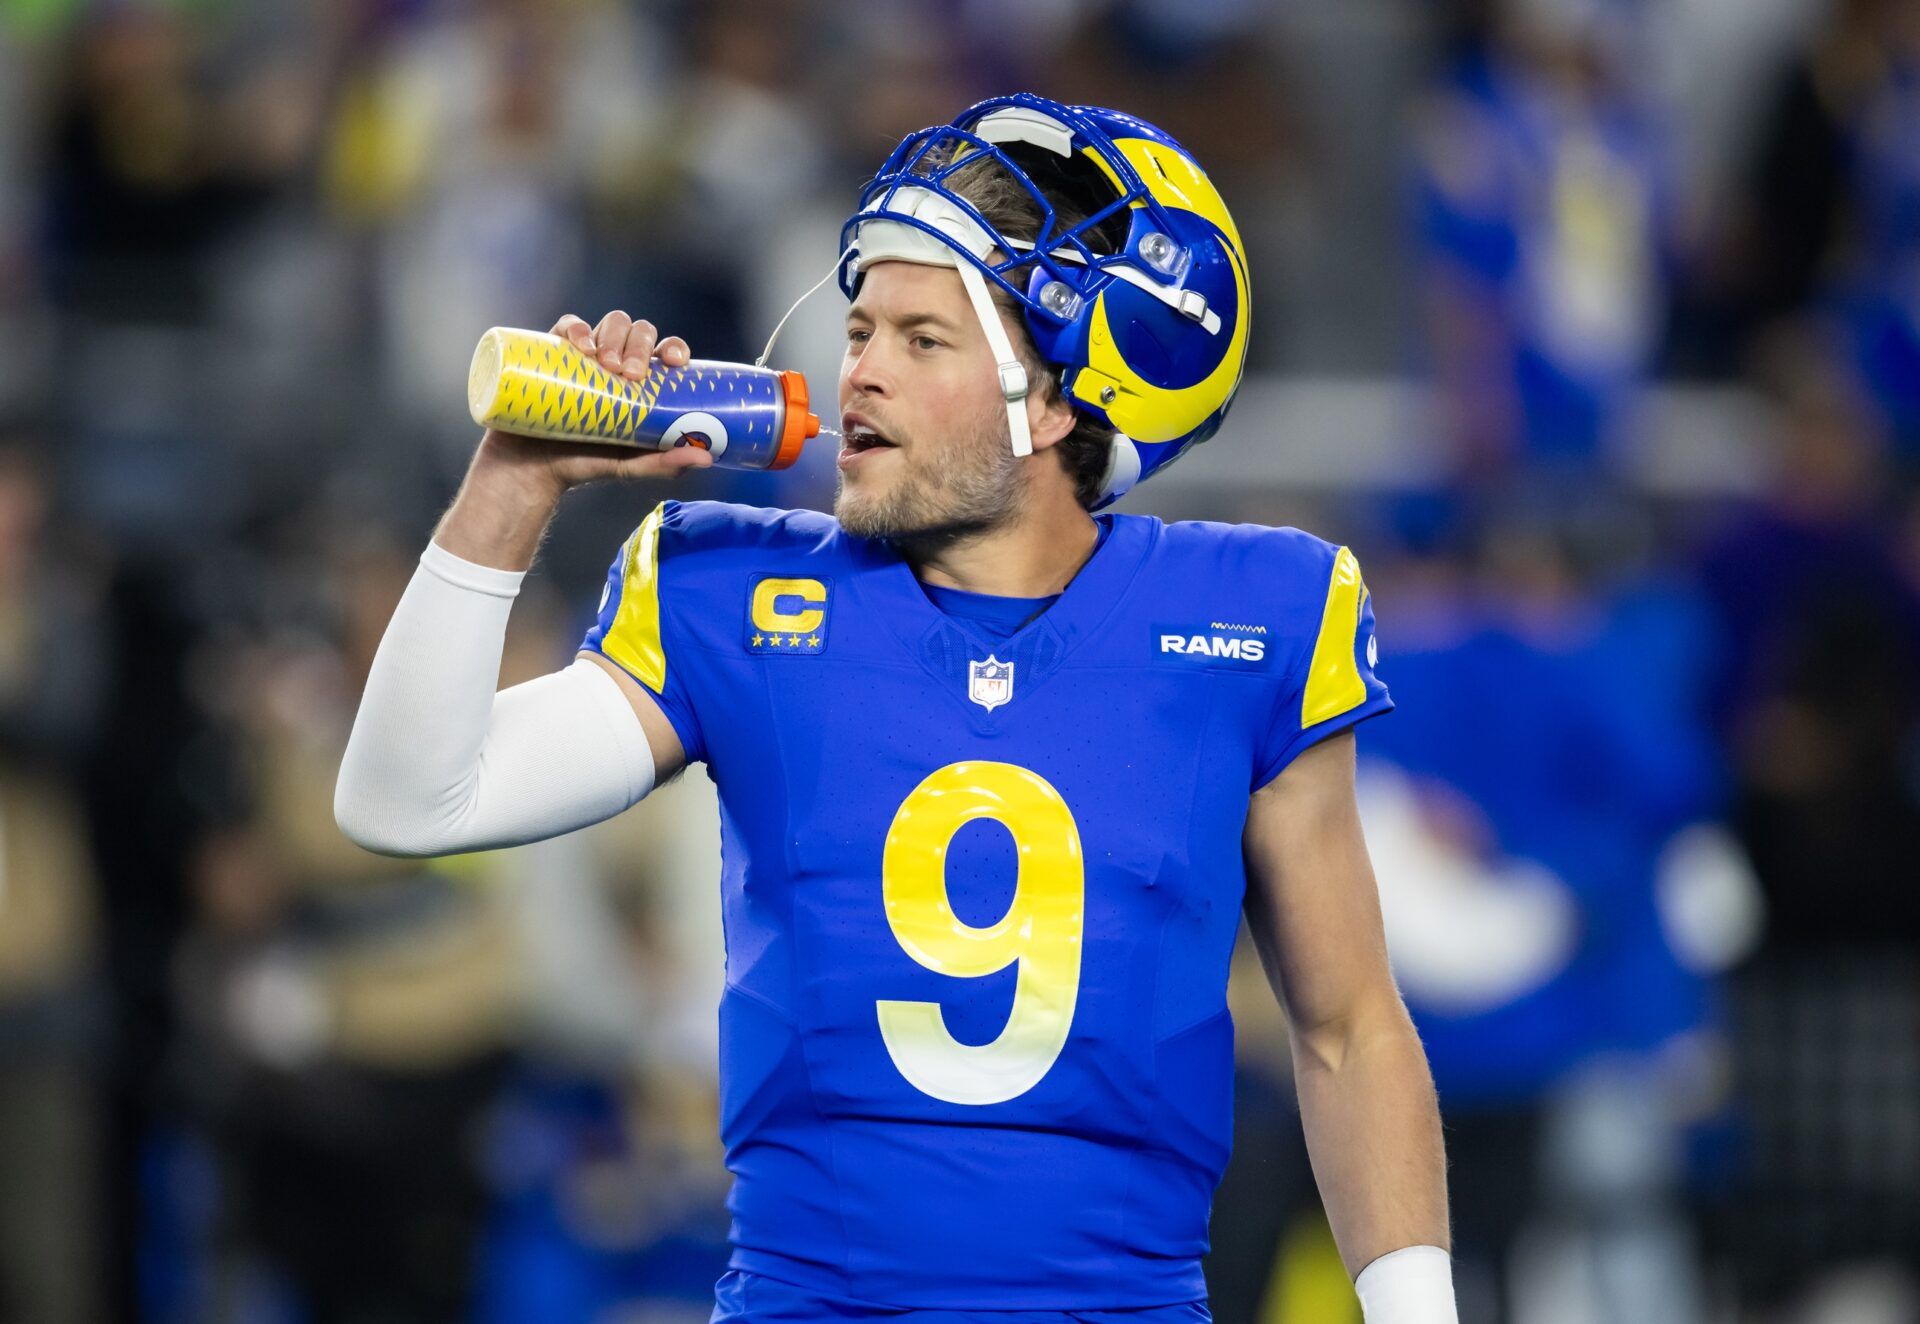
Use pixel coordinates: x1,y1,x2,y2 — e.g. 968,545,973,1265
1355,1245,1458,1324
334,540,657,857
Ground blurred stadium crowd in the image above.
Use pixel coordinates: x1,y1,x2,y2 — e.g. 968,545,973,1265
0,0,1918,1321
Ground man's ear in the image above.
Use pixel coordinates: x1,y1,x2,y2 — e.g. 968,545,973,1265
1025,378,1078,454
994,298,1076,454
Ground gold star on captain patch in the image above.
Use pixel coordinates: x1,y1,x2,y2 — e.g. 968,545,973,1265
751,633,764,647
806,634,820,647
786,634,801,647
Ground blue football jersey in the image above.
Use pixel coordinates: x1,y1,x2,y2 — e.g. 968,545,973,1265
580,501,1391,1310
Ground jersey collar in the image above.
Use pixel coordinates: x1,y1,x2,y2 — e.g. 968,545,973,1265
850,511,1160,710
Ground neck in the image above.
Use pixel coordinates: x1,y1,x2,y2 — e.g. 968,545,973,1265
902,501,1101,597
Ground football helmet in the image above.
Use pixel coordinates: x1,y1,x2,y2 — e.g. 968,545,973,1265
840,93,1251,507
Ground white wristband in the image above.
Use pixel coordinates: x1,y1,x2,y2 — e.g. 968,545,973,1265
1355,1245,1457,1324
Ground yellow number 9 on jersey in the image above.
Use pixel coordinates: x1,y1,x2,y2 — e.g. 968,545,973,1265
877,761,1085,1106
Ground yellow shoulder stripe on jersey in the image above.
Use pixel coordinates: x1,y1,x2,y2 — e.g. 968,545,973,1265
602,503,668,692
1301,546,1369,728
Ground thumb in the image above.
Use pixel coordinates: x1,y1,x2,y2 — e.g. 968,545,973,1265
615,444,715,478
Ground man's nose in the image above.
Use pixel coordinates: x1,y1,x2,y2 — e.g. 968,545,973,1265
847,342,892,396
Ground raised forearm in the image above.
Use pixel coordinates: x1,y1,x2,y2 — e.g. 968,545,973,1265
1292,999,1449,1278
431,433,567,572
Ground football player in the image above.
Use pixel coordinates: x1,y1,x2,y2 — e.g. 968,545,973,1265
338,94,1455,1323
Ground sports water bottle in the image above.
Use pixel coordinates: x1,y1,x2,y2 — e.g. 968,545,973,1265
467,327,822,470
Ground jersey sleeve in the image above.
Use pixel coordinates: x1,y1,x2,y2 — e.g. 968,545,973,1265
578,500,708,764
1253,542,1394,790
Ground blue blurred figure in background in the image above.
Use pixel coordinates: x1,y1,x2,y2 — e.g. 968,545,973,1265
1356,500,1740,1323
1412,0,1673,473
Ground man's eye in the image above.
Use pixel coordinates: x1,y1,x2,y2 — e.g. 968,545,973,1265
912,335,942,350
846,328,871,345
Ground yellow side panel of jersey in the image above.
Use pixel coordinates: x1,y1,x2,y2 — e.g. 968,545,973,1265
1300,546,1369,729
602,503,669,692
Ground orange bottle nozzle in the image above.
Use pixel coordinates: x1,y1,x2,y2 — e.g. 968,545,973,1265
772,370,817,470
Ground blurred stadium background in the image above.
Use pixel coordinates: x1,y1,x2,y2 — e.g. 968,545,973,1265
1,0,1918,1320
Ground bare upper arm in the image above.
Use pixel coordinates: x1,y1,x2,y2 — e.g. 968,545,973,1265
578,650,689,785
1242,731,1400,1048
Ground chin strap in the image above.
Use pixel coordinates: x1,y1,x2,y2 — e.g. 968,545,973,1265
755,240,1032,459
953,259,1033,457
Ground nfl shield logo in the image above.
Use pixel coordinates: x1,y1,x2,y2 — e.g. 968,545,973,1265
968,656,1015,713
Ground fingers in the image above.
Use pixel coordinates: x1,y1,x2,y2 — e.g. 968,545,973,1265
616,319,659,379
552,313,687,380
591,310,633,373
588,311,662,381
644,445,714,473
538,441,713,497
594,444,714,484
553,313,593,356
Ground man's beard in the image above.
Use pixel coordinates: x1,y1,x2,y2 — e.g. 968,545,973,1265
834,416,1024,546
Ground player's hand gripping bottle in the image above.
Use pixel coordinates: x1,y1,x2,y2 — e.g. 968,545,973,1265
468,327,821,470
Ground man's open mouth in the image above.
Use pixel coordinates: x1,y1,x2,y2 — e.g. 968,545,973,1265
843,423,899,453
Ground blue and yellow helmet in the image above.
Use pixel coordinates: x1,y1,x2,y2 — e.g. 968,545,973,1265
840,93,1251,508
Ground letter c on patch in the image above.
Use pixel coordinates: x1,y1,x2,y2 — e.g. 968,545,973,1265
752,577,827,634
